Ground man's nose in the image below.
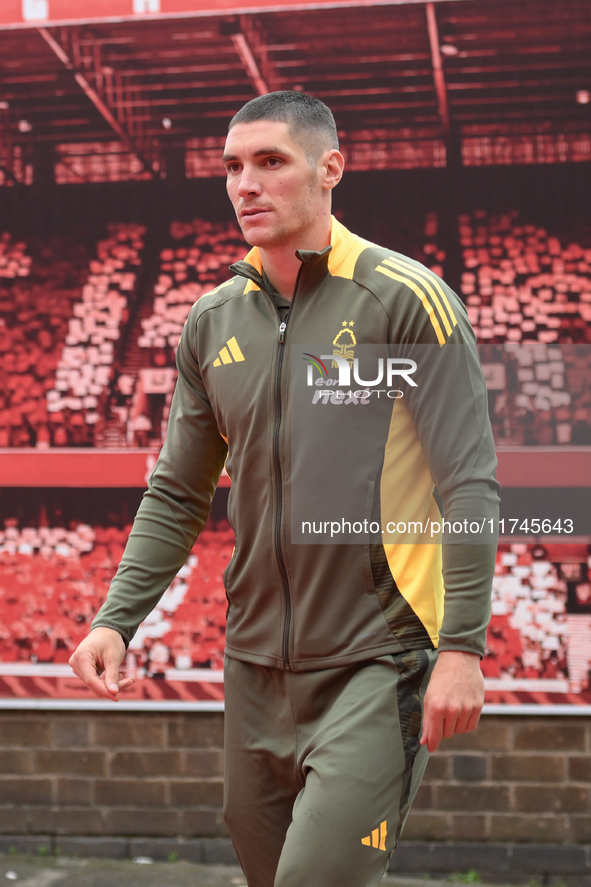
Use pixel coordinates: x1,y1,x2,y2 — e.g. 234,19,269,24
236,167,262,198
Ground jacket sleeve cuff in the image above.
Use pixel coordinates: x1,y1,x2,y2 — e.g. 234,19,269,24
436,642,485,659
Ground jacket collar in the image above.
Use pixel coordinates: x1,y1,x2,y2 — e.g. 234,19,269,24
230,216,368,292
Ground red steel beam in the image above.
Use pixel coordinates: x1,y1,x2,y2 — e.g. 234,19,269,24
230,32,269,96
37,26,157,174
425,1,450,138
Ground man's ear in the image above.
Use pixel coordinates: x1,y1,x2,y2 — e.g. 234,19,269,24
320,149,345,191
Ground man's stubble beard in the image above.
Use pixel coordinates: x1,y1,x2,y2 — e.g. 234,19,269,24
239,177,320,251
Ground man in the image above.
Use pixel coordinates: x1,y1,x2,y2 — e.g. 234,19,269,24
70,91,499,887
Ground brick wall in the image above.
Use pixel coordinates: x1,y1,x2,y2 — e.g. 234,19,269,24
409,715,590,845
0,710,226,843
0,711,589,872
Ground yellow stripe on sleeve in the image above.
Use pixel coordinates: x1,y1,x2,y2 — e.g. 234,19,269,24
383,256,457,335
376,265,446,346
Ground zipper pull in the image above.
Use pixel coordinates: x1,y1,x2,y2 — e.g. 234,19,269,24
278,321,287,343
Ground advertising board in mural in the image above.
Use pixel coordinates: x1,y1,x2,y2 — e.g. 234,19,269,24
1,528,590,711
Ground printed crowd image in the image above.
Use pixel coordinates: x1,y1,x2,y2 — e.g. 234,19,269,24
1,203,590,706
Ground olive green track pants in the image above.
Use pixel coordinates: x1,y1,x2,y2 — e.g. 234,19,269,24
223,649,437,887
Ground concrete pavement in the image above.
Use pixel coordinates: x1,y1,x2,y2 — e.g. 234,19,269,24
0,855,485,887
0,855,246,887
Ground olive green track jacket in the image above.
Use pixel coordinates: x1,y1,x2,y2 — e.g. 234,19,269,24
92,218,500,670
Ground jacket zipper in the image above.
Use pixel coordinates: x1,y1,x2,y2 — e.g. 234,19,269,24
273,321,291,669
229,259,303,670
271,270,304,671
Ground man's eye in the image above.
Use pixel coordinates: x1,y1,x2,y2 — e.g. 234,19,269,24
266,158,281,167
226,164,240,174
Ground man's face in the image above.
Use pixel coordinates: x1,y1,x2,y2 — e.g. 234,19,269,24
223,119,329,251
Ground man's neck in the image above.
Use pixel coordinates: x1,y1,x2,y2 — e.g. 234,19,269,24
259,216,333,300
259,246,303,300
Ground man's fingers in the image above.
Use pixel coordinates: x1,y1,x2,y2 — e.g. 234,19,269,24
421,702,480,752
455,707,481,736
419,651,485,751
70,653,115,700
90,675,119,700
424,726,442,753
69,628,130,701
70,648,105,687
90,670,135,700
426,705,481,750
104,660,122,695
467,709,481,732
420,706,444,753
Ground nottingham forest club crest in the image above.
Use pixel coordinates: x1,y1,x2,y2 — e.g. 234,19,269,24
332,321,356,368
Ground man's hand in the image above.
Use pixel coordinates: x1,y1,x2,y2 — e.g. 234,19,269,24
420,650,484,753
69,627,134,701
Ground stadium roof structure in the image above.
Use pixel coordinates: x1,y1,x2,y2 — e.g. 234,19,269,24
0,0,590,183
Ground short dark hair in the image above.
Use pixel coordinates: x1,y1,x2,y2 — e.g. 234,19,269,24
229,91,339,157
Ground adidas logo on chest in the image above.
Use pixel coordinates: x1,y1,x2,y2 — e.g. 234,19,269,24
213,337,245,367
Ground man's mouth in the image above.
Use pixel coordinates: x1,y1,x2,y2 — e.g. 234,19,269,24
240,207,270,219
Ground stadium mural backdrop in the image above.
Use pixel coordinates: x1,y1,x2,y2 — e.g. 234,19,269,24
0,204,589,711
